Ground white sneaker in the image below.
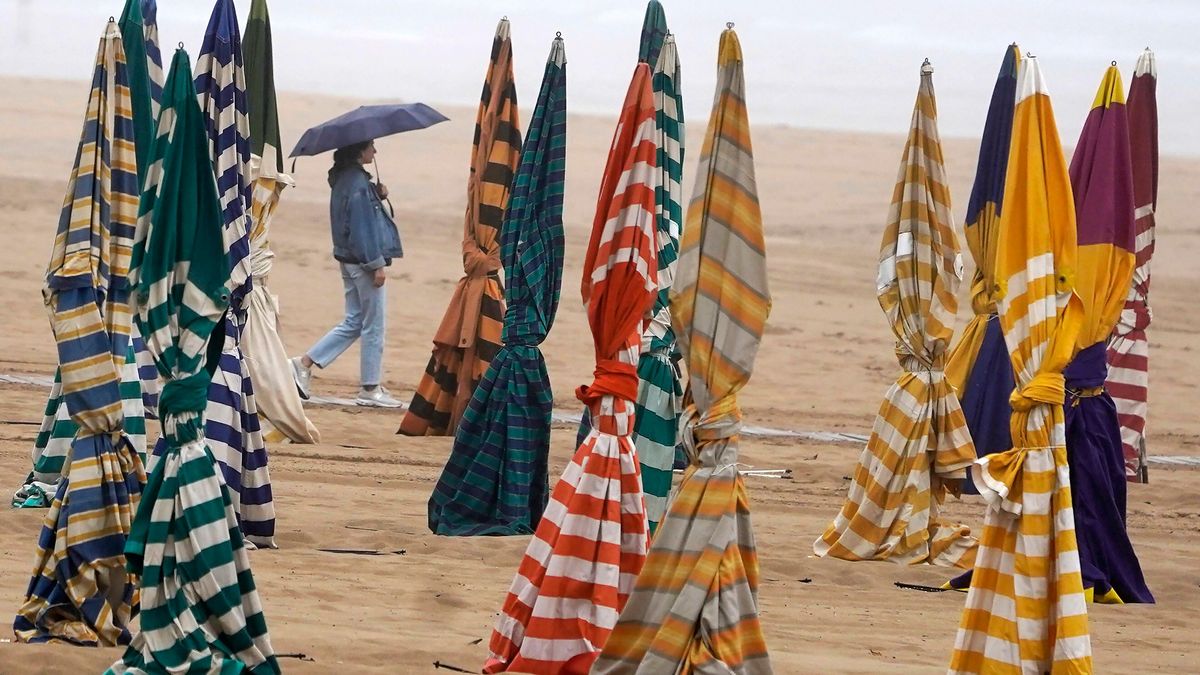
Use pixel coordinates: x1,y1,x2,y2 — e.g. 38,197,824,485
290,357,312,400
356,385,402,408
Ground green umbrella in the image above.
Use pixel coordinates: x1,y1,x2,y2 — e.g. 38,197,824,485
118,0,155,178
105,46,279,675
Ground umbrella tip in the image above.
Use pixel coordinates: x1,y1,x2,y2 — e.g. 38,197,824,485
921,57,933,74
726,21,735,29
556,31,562,38
109,15,115,21
1112,60,1118,66
1026,51,1036,59
178,41,184,49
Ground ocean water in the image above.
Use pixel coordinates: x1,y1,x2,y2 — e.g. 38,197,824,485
2,0,1197,155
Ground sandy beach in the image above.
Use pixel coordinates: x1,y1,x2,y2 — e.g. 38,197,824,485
0,75,1198,674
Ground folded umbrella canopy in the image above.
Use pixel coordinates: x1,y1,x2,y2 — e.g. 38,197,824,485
400,18,520,436
1107,49,1157,482
944,46,1019,496
632,0,685,533
427,33,566,536
240,0,321,445
141,0,164,115
486,62,658,675
949,55,1092,674
105,46,279,675
289,103,449,157
815,60,977,569
593,26,774,675
13,19,147,645
16,5,161,504
147,0,279,548
1063,64,1152,604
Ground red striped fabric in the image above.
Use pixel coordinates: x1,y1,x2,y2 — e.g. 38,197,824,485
485,63,659,675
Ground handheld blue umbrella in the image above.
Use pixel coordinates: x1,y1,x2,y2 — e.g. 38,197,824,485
289,103,450,157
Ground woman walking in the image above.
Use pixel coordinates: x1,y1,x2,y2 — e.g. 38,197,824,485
291,140,403,407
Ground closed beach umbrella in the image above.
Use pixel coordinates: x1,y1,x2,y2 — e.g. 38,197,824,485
105,46,279,675
142,0,164,115
427,33,566,536
1063,64,1152,604
151,0,277,548
486,62,658,674
948,55,1092,674
240,0,321,444
814,60,977,568
944,46,1019,495
633,0,685,532
13,20,147,646
400,18,521,436
594,26,773,674
1107,49,1157,482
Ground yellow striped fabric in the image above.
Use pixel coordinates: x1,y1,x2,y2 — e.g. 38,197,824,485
949,56,1092,675
815,61,976,569
593,27,773,674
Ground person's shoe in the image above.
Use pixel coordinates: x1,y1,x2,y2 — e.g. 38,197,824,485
290,357,312,400
356,385,402,409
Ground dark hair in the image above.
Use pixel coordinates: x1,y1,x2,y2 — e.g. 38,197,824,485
328,140,371,186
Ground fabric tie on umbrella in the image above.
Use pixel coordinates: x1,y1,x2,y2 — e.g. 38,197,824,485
13,19,147,646
426,31,565,537
944,46,1019,497
400,18,520,437
594,26,774,674
632,0,685,533
815,60,977,569
147,0,278,549
948,55,1092,675
240,0,321,445
485,60,658,675
105,46,279,675
1107,49,1157,482
1063,64,1152,604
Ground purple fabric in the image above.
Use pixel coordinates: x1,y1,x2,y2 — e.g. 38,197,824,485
959,316,1014,495
1069,101,1136,251
1064,341,1154,603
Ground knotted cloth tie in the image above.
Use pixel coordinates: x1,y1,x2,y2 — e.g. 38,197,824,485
575,359,638,405
158,372,211,419
1008,371,1066,412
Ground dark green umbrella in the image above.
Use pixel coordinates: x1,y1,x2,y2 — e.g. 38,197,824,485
105,46,279,675
118,0,156,178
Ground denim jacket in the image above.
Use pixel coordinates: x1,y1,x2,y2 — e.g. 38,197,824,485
330,166,403,270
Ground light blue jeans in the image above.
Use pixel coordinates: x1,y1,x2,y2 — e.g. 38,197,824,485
307,263,386,387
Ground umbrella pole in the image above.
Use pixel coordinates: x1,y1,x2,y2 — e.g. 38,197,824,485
372,157,396,217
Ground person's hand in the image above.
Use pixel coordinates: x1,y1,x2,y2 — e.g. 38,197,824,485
374,183,389,200
373,268,386,287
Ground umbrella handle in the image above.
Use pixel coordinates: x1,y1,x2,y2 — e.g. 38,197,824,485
373,157,395,217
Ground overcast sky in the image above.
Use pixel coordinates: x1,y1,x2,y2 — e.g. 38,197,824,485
2,0,1197,155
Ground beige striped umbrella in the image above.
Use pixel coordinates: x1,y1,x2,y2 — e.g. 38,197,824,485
592,25,773,674
814,60,977,568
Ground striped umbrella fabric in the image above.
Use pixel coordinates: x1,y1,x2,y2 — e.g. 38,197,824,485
427,34,565,537
241,0,320,445
633,2,685,533
153,0,276,548
814,61,977,569
106,46,279,675
1107,49,1157,482
594,27,773,674
944,46,1018,496
486,62,658,675
13,20,147,646
122,0,165,420
949,55,1092,674
142,0,164,116
1063,65,1152,604
400,18,521,437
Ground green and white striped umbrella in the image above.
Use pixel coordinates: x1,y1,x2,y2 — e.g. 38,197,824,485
106,46,279,675
635,0,685,531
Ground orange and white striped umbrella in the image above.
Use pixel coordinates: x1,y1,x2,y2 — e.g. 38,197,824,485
485,62,658,675
814,60,977,569
949,54,1092,674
